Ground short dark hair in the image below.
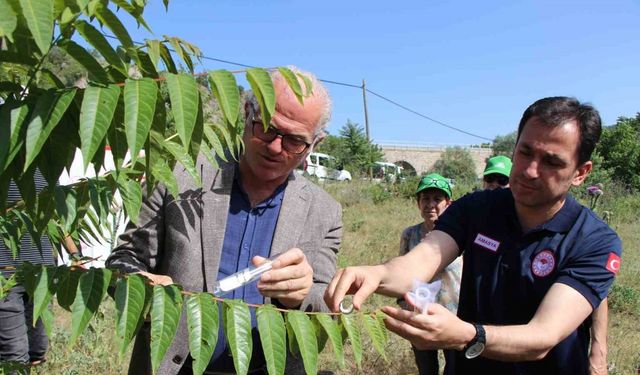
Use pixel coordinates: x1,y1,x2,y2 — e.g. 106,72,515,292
516,97,602,165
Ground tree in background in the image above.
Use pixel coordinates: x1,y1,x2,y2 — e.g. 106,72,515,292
431,147,477,184
596,115,640,191
315,120,384,177
491,131,517,157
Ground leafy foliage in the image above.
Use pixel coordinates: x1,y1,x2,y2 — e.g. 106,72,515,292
431,146,477,183
597,114,640,190
0,2,398,374
315,120,384,177
491,131,517,157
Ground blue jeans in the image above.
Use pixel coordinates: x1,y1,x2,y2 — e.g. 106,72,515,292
0,285,48,363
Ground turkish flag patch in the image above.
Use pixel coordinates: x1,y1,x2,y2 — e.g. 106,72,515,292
605,252,621,274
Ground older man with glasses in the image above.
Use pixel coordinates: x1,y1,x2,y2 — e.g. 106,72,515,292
107,67,342,375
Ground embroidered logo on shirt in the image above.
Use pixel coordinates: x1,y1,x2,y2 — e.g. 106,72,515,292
473,233,500,252
605,252,621,274
532,250,556,277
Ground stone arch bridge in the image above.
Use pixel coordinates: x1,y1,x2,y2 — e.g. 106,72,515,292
379,143,493,177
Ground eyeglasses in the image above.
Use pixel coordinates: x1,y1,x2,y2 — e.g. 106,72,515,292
484,174,509,186
250,119,312,155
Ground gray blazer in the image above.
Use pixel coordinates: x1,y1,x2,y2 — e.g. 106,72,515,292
106,160,342,375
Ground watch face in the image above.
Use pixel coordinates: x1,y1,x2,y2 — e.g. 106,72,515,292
464,342,485,359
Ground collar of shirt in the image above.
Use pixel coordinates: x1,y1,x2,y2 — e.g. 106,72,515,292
504,189,582,235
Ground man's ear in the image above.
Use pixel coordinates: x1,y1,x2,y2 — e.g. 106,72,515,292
572,160,593,186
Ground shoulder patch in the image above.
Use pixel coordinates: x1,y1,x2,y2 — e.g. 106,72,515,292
605,252,621,274
532,250,556,277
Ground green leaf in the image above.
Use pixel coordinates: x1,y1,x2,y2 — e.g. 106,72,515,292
11,209,41,254
362,312,388,361
32,265,57,325
110,0,151,31
159,42,177,73
0,0,17,42
115,274,149,359
186,293,219,375
277,67,304,105
340,313,362,367
0,99,30,172
215,122,236,161
56,266,82,311
285,314,298,356
79,84,120,172
94,3,133,50
296,72,313,97
24,89,76,172
165,36,193,73
58,39,109,84
164,73,199,148
198,142,219,171
203,123,227,163
315,314,345,368
40,306,54,338
208,70,240,126
74,20,127,74
256,305,286,375
376,311,388,342
223,299,252,375
116,174,142,224
311,315,328,352
246,68,275,130
286,310,318,375
69,268,112,347
54,185,77,234
150,284,183,375
124,78,158,166
150,159,179,198
145,39,161,72
162,140,201,188
18,0,53,55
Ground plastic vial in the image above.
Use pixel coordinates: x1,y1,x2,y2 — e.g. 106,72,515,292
212,261,273,297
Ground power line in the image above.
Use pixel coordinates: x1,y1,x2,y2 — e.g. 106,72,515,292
102,33,490,141
366,89,493,141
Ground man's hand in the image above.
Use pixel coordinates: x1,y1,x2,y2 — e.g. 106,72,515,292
137,271,174,286
323,265,387,312
254,248,313,308
381,300,475,351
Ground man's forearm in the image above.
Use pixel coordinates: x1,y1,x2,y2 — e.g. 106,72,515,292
482,324,558,361
378,231,459,297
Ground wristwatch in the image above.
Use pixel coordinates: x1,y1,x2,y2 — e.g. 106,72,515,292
463,324,486,359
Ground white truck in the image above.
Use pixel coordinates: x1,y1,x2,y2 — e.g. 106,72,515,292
301,152,352,181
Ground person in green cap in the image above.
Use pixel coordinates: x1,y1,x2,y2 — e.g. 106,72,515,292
398,173,462,375
483,155,512,190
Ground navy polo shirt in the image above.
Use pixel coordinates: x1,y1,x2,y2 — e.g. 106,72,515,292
207,176,286,370
435,188,622,375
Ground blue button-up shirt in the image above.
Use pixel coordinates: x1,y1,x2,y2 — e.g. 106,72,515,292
209,175,287,368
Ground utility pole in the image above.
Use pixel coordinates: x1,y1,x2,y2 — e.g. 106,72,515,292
361,79,370,141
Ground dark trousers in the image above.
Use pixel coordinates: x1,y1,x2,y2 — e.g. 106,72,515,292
413,347,456,375
0,285,49,363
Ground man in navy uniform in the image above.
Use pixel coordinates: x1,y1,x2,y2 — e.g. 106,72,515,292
325,96,621,374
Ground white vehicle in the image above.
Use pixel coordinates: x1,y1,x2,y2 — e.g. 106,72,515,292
303,152,352,181
373,161,404,183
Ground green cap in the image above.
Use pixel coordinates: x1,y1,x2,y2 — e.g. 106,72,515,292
483,156,512,177
416,173,452,198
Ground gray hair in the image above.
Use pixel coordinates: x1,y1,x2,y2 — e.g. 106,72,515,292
245,66,332,137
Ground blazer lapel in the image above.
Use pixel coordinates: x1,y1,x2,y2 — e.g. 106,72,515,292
271,174,311,257
200,162,235,293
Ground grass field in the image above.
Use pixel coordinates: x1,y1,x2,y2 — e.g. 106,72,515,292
36,180,639,374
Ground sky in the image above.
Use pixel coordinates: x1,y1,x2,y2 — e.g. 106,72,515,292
119,0,640,146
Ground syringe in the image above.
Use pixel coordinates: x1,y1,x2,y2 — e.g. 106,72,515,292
212,261,273,297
